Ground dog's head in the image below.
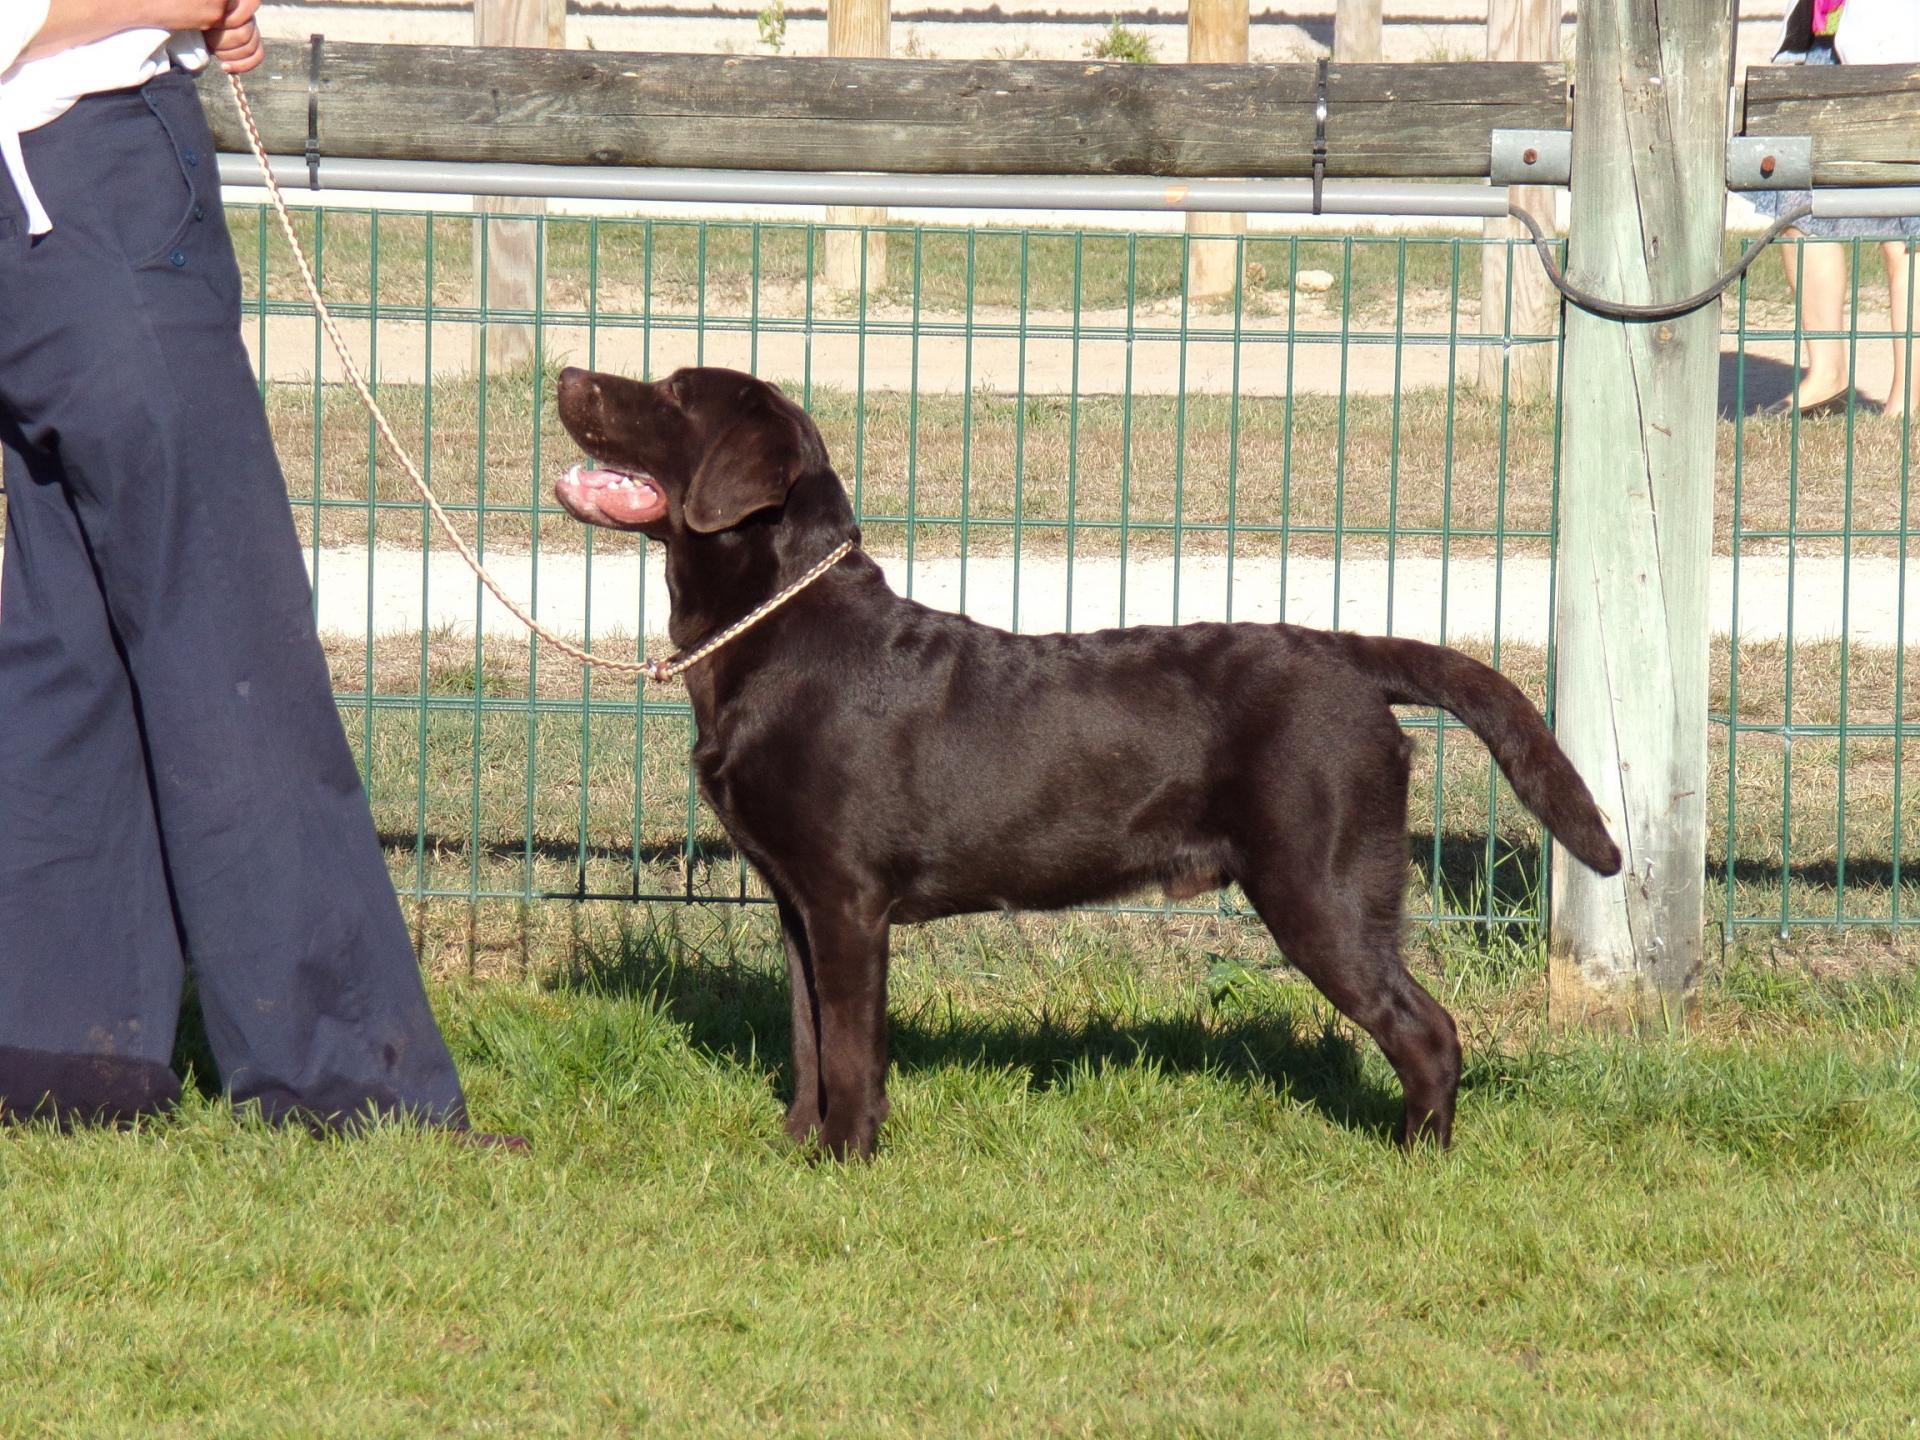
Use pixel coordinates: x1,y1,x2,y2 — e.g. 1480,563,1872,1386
554,365,832,540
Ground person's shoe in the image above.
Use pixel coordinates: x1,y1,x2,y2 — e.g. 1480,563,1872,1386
1760,389,1856,420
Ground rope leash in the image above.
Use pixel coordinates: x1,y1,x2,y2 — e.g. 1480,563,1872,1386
225,70,848,684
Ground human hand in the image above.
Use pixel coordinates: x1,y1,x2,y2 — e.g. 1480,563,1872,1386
22,0,250,62
139,0,231,30
203,0,264,73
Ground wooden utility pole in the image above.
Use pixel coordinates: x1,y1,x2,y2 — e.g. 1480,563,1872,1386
1549,0,1730,1027
1477,0,1559,397
1186,0,1249,302
823,0,889,295
473,0,565,373
1333,0,1382,61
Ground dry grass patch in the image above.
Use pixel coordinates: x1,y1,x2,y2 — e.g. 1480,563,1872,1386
267,366,1910,564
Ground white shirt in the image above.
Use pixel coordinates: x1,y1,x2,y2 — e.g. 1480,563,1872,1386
0,5,208,236
1833,0,1920,63
1775,0,1920,60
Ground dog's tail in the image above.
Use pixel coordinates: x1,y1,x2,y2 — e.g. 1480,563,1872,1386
1327,632,1622,877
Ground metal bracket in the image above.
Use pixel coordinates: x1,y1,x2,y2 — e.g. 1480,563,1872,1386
1490,128,1571,187
307,33,324,192
1310,57,1329,216
1727,135,1812,191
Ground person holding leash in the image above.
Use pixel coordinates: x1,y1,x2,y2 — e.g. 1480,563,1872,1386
0,3,506,1142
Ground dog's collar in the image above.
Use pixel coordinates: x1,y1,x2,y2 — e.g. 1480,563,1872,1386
643,538,857,685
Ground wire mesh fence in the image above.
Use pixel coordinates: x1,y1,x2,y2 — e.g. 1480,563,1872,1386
1723,235,1920,934
213,205,1917,936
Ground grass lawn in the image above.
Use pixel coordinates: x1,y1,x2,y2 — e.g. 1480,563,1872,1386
3,909,1917,1437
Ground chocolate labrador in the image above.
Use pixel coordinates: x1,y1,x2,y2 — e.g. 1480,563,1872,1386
554,364,1621,1157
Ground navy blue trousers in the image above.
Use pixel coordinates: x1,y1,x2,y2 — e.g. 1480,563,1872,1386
0,71,467,1129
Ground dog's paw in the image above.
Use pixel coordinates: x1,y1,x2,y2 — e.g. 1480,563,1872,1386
782,1102,822,1146
1397,1107,1453,1150
817,1105,890,1159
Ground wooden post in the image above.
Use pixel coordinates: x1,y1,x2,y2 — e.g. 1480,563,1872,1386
1549,0,1729,1028
473,0,564,373
823,0,889,296
1187,0,1249,302
1477,0,1558,398
1333,0,1382,61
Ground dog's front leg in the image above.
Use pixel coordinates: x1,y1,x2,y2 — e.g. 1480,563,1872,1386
773,890,824,1145
800,898,893,1161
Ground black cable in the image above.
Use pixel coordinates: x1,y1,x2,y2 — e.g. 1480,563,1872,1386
1507,199,1814,322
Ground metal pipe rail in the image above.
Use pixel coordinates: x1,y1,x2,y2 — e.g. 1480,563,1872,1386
217,155,1524,218
218,153,1920,223
1812,188,1920,219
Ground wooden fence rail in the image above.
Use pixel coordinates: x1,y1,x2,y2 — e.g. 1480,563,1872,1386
1743,63,1920,187
199,42,1919,184
202,44,1564,178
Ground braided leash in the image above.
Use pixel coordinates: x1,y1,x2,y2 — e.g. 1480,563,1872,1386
225,70,849,684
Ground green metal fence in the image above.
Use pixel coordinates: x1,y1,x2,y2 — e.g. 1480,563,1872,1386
224,204,1916,936
1724,234,1920,934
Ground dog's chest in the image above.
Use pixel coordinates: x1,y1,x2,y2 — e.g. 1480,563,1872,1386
688,711,816,851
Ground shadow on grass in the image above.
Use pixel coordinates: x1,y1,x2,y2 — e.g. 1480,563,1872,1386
1711,853,1917,894
163,828,1538,1129
169,984,223,1103
376,831,706,871
437,819,1552,947
1719,351,1797,420
388,826,1549,912
547,913,1410,1143
383,818,1920,936
1406,834,1544,930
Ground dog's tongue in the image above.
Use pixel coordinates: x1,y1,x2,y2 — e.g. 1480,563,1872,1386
559,466,667,527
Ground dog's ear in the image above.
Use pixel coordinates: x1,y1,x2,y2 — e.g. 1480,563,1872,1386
684,402,809,534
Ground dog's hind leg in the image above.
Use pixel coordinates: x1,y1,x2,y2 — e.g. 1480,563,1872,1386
1242,862,1462,1147
1232,717,1462,1147
773,889,825,1145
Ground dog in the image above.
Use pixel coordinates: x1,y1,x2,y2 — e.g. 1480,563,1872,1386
554,364,1621,1157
